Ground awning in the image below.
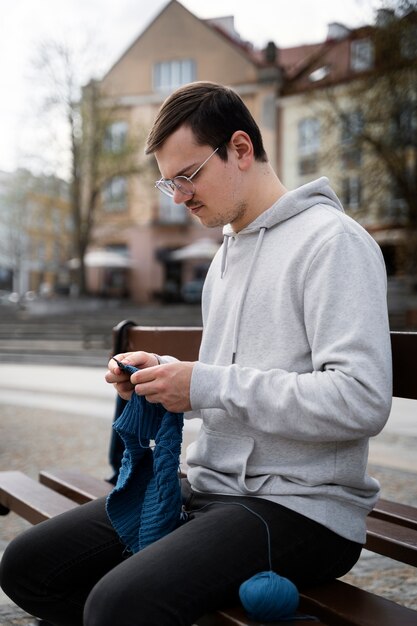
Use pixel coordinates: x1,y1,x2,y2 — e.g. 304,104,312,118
170,238,221,261
68,250,132,269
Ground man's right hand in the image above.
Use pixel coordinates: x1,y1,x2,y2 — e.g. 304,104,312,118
105,351,160,400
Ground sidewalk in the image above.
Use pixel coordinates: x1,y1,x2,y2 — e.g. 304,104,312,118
1,362,416,471
1,362,416,622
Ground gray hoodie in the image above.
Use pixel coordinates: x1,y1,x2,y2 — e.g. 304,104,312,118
185,177,392,544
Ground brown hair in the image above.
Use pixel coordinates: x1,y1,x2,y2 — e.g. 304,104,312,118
145,81,267,162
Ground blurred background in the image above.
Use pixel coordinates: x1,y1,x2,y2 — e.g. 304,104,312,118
0,0,416,324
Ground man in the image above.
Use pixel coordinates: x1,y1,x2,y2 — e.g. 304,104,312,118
0,82,392,626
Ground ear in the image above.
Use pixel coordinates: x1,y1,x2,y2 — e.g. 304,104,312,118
229,131,253,171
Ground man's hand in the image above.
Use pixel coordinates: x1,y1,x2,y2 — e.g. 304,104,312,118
131,361,195,412
105,351,159,401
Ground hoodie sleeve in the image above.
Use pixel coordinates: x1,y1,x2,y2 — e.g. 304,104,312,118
190,232,392,442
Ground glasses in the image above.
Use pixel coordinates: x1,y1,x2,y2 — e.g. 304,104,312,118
155,147,219,198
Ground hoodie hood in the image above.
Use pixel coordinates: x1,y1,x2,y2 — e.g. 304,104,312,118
218,177,345,362
222,176,344,237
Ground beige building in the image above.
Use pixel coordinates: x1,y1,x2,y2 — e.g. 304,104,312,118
279,13,417,284
0,170,72,297
26,183,73,295
89,1,416,310
90,0,281,303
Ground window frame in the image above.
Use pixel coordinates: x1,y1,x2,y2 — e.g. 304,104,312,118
350,38,374,72
153,59,196,92
101,176,128,212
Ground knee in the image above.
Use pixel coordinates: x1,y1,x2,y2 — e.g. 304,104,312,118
0,531,37,605
84,580,126,626
84,578,176,626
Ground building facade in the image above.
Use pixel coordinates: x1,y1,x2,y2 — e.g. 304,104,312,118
90,0,281,303
74,2,416,315
0,170,72,298
279,11,417,279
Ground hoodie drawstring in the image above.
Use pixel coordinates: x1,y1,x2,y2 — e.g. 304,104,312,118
220,234,229,278
231,227,267,364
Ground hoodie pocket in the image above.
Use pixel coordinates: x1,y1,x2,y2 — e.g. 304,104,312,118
186,426,269,495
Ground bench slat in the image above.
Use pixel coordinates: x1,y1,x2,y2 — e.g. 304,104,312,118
366,516,417,567
370,498,417,530
0,471,77,524
39,469,112,504
196,606,328,625
299,579,417,626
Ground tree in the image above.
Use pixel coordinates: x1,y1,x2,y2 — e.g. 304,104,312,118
33,39,144,295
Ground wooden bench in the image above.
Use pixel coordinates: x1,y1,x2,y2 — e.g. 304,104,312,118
1,324,416,626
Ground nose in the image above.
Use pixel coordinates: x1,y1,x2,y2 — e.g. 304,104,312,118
172,187,185,204
172,187,193,205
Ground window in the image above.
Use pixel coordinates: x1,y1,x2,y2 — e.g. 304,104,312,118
391,104,417,147
262,94,276,130
103,121,128,152
298,118,320,155
342,176,361,210
350,39,374,71
158,194,188,224
298,118,320,175
102,177,127,212
153,59,196,92
388,179,408,220
106,243,128,256
341,110,363,143
51,208,61,234
401,25,417,60
308,66,330,83
53,241,61,264
341,110,363,167
37,241,46,262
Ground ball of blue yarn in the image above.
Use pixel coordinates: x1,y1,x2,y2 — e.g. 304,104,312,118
239,571,299,622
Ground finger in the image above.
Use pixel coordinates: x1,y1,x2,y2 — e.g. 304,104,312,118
130,365,160,385
134,381,151,397
105,367,133,384
110,352,131,366
117,379,135,392
107,354,131,374
144,393,161,404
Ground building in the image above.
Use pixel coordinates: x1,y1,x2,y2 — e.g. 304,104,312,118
0,171,14,292
90,0,281,303
86,1,416,317
0,170,72,298
279,10,417,283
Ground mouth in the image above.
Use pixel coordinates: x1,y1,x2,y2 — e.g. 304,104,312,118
187,203,204,214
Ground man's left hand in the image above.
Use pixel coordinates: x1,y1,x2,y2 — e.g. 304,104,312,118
130,361,195,412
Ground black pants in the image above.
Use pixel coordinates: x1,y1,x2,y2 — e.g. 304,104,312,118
0,480,362,626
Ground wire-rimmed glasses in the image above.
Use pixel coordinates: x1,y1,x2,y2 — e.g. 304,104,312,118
155,147,219,198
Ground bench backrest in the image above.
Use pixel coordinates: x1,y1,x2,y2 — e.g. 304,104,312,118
112,320,202,362
113,323,416,401
390,331,417,399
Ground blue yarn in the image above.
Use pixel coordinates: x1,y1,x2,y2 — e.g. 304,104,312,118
106,359,184,553
239,571,299,622
188,501,302,622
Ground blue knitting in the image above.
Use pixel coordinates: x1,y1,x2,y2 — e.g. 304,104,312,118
106,370,184,554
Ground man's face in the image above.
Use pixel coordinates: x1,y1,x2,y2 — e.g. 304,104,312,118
154,125,248,230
